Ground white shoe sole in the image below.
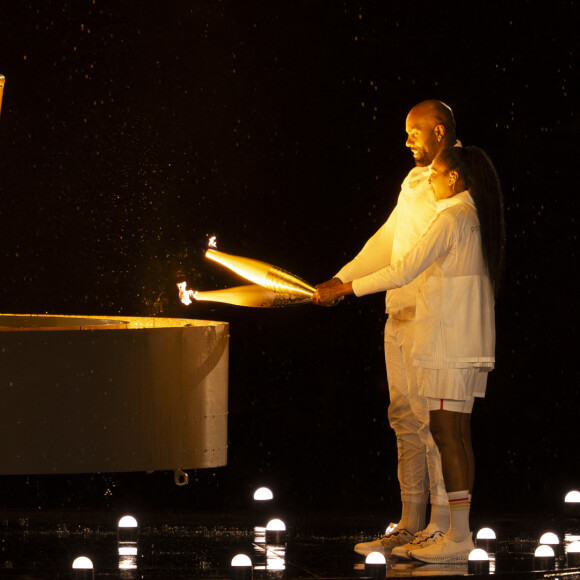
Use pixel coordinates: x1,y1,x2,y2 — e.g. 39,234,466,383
412,549,471,564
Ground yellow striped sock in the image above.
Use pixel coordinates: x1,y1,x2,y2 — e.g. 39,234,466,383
447,490,471,541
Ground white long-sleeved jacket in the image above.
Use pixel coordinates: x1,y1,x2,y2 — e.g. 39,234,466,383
335,165,437,319
352,191,495,370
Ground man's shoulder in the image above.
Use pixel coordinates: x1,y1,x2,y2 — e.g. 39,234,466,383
403,165,430,183
397,166,435,210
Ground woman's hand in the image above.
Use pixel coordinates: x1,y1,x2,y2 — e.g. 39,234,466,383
313,281,353,306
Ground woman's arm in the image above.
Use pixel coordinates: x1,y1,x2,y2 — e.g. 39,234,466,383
353,209,456,297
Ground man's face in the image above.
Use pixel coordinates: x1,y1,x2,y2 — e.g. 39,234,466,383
405,110,441,167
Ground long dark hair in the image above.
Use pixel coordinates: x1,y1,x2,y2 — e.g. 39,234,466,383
437,146,506,296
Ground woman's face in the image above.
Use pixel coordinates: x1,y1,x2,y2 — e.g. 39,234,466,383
428,158,457,201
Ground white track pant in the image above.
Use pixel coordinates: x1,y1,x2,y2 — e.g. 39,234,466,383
385,317,447,507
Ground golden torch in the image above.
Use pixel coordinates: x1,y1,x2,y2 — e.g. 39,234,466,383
177,240,315,308
178,283,312,308
205,248,315,299
0,75,5,118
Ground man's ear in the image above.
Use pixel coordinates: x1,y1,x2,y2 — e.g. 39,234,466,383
435,124,445,142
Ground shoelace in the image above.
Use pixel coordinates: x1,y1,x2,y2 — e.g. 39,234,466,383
382,528,412,540
410,531,443,546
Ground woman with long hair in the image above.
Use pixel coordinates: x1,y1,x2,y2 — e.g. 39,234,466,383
315,145,505,563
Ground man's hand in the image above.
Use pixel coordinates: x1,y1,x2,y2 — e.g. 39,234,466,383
315,277,343,290
313,281,353,306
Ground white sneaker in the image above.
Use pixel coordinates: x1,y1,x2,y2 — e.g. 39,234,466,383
410,532,475,563
354,524,415,556
391,530,445,560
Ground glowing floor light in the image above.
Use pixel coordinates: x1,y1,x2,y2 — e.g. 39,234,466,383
565,490,580,517
265,518,287,544
72,557,93,569
72,556,94,579
477,527,496,540
567,541,580,567
231,554,253,580
476,527,497,554
253,487,274,501
118,515,139,543
540,531,561,557
365,551,386,578
118,515,138,528
468,548,490,574
534,544,555,570
540,531,559,545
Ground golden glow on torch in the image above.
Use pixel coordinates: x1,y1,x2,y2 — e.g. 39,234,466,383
177,243,315,308
0,75,5,118
177,283,313,308
205,248,315,298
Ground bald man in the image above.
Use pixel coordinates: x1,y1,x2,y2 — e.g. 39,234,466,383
317,100,459,557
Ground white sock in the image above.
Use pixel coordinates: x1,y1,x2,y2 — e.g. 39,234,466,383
398,501,427,534
426,503,450,533
446,490,471,542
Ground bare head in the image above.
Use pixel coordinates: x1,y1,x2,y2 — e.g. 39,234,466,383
405,100,456,167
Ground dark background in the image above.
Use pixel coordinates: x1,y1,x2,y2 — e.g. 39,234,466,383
0,1,578,519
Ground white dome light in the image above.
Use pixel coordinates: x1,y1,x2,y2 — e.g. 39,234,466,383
476,527,496,540
539,532,559,545
253,487,274,501
567,541,580,554
118,515,138,528
535,545,555,558
565,490,580,503
365,551,387,564
266,518,286,531
231,554,252,567
469,548,489,561
72,556,94,569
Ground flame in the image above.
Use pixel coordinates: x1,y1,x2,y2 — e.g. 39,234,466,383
177,282,196,305
208,235,217,249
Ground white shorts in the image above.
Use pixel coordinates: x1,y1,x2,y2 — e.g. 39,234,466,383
416,366,489,400
427,397,475,413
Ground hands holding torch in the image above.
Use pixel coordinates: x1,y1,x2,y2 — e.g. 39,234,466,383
178,239,353,309
313,278,353,307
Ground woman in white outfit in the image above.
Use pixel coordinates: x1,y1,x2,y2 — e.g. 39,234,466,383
314,146,505,563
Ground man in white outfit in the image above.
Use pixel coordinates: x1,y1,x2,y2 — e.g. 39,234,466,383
317,100,459,556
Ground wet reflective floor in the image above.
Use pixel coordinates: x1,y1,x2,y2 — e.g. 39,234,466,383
1,509,580,579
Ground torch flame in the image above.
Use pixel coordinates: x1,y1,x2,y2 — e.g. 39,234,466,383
208,236,217,249
177,282,196,305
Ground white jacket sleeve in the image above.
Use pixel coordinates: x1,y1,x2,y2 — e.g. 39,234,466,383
335,206,397,283
352,210,455,297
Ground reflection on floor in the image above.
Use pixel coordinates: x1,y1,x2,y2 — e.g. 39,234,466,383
1,506,579,579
